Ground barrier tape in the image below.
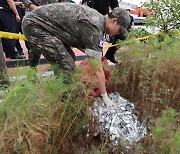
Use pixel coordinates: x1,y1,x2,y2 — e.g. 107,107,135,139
0,31,179,48
104,32,180,48
0,31,27,41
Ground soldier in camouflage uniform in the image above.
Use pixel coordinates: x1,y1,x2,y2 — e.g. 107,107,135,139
22,3,130,109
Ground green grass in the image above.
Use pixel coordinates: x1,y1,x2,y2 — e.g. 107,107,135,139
111,33,180,153
0,33,179,153
151,108,180,154
0,68,92,153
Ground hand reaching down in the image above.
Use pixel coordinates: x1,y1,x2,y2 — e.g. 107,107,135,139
101,92,117,110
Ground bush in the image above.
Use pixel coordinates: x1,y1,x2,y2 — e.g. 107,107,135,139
143,0,180,32
0,68,92,153
151,108,180,153
111,33,180,153
113,34,180,118
127,28,151,40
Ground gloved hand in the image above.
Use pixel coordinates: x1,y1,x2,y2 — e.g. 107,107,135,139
101,92,117,110
22,0,32,8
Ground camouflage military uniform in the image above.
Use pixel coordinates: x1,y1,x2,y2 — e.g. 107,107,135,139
30,0,68,6
22,3,105,72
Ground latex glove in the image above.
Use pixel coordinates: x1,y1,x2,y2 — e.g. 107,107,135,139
22,0,32,8
101,92,117,110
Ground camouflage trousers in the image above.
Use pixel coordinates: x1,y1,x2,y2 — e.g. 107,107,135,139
23,24,76,73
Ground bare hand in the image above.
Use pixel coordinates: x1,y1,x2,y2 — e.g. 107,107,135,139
16,14,21,22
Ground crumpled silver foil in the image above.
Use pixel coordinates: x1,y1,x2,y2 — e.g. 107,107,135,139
93,92,147,143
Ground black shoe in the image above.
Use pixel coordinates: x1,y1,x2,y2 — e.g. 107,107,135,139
10,54,26,59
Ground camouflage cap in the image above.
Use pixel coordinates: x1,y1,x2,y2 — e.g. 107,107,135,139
111,7,130,38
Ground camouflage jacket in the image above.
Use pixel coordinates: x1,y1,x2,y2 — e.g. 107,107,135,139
23,3,105,59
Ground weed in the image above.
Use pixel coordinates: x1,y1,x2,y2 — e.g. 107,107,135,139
0,33,179,153
151,108,180,154
0,68,92,153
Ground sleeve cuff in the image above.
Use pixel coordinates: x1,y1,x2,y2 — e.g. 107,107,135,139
85,48,102,60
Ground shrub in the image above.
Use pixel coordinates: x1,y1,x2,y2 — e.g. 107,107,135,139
113,34,180,119
151,108,180,153
143,0,180,32
0,68,92,153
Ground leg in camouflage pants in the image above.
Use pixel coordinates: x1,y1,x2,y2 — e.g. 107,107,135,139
23,24,76,72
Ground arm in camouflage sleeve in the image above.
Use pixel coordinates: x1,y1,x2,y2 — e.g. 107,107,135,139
32,0,68,5
80,21,103,60
22,0,69,10
22,0,37,10
59,0,69,2
77,18,106,92
33,0,69,5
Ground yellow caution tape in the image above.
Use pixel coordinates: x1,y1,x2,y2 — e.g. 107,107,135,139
0,31,27,40
0,31,179,48
104,32,161,48
104,32,180,48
